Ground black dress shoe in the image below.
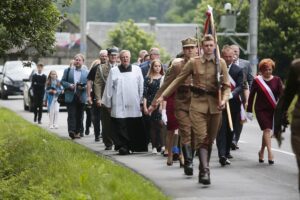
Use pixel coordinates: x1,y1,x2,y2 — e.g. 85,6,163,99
219,156,227,166
95,137,100,142
184,164,193,176
268,160,274,165
231,143,237,150
69,132,75,139
85,129,90,135
119,147,129,155
105,146,112,150
157,146,162,153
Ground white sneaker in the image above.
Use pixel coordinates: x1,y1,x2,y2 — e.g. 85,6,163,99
152,148,158,154
54,125,59,129
49,125,54,129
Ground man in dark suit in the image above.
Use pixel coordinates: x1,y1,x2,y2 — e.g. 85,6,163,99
216,45,244,166
231,44,254,150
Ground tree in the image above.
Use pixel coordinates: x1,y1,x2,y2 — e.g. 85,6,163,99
259,0,300,78
0,0,71,57
107,19,170,63
165,0,199,23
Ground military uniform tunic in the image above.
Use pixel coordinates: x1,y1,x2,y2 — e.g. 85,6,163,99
152,58,193,145
162,55,230,148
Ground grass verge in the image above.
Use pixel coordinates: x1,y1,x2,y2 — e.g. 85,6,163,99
0,107,169,200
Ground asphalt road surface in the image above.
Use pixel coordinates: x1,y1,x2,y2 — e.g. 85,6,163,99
1,96,299,200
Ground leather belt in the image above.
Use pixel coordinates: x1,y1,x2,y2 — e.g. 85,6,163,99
190,87,216,96
177,85,191,93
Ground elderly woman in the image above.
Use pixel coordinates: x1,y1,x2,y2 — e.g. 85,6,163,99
247,58,283,164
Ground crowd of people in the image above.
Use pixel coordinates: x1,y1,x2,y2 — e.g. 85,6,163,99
30,34,300,187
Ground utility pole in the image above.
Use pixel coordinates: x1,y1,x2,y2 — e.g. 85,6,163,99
249,0,258,75
80,0,87,59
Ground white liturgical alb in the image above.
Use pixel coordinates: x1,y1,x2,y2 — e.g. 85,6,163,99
102,65,144,118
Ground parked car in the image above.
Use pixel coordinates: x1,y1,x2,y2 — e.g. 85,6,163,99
23,64,69,111
0,61,36,99
0,65,3,82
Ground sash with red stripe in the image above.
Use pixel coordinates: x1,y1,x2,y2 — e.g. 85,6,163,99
229,75,247,122
255,75,277,109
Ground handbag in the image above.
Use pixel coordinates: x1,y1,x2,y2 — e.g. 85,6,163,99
57,92,65,104
57,67,71,104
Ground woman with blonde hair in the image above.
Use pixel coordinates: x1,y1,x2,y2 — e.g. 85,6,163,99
44,70,62,129
247,58,283,164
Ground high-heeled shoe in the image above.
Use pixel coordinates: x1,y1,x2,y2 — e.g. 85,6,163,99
258,151,264,163
268,160,274,165
268,154,274,165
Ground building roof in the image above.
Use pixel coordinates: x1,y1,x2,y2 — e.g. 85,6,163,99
87,22,201,58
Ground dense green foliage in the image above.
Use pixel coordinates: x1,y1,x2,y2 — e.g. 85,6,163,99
0,108,168,200
259,0,300,78
0,0,71,57
107,19,170,63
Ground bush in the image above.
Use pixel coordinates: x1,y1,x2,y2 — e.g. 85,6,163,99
0,108,169,200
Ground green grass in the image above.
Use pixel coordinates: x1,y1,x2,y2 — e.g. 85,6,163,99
0,108,169,200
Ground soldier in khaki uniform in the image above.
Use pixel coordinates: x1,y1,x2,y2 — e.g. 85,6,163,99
274,58,300,191
157,34,230,185
150,37,197,176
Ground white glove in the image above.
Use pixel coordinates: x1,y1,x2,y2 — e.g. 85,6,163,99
246,112,253,121
161,109,167,125
229,92,233,99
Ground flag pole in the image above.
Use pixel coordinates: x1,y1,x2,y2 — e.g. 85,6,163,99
206,5,233,131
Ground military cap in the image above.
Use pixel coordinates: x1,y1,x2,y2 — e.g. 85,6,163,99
107,47,119,55
181,37,197,47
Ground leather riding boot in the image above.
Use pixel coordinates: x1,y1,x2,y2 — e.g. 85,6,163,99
198,147,211,185
182,144,193,176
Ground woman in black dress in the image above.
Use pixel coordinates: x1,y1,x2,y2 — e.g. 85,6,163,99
143,59,165,154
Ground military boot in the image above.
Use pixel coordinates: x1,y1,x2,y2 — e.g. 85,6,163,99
182,144,193,176
198,147,211,185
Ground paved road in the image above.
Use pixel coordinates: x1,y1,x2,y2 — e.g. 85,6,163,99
1,96,299,200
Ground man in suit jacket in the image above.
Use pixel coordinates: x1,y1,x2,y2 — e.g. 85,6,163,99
216,45,244,166
230,45,254,150
93,49,116,150
61,53,89,139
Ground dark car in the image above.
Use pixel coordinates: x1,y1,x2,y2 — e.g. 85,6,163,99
23,64,69,111
0,61,36,99
0,65,3,82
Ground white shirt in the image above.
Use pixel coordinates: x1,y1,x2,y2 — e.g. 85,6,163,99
102,65,143,118
74,68,82,84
